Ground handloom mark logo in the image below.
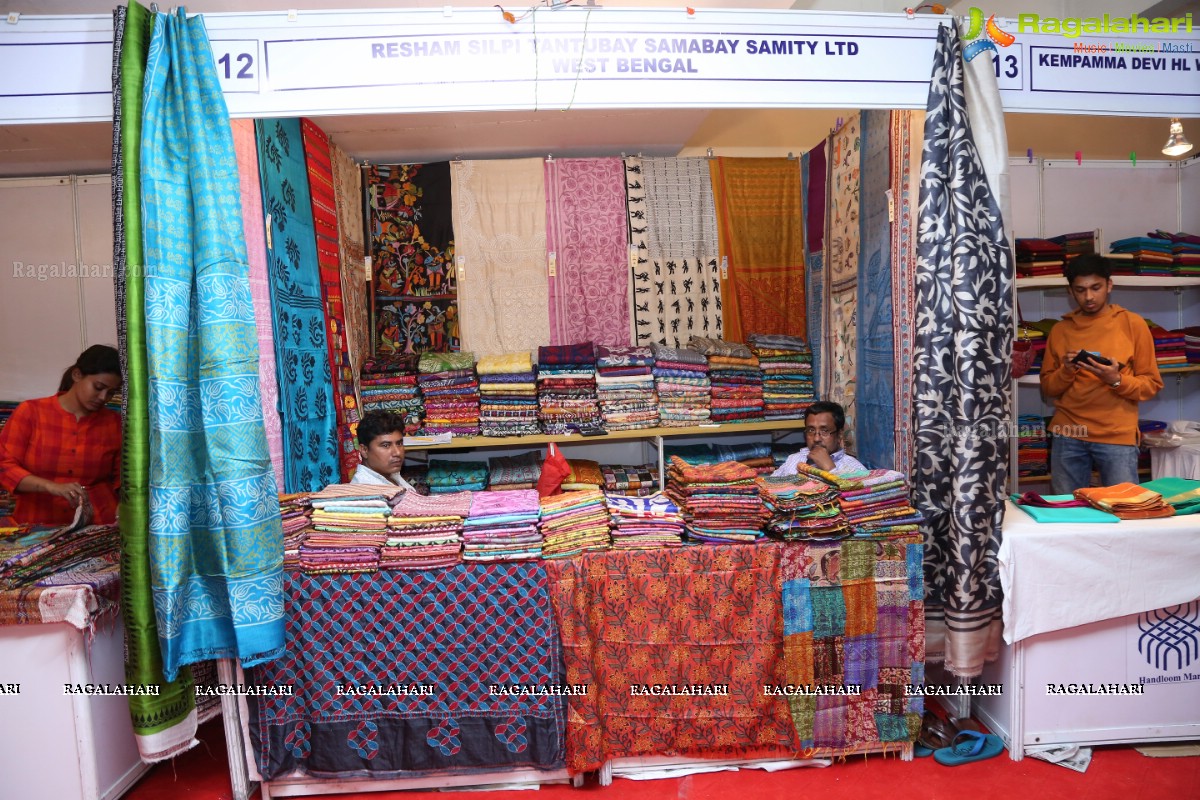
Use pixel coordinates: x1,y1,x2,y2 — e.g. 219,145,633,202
1137,602,1200,671
961,7,1016,62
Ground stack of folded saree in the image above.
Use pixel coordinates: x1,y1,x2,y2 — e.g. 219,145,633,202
537,342,603,435
418,351,480,436
1150,324,1189,372
477,351,541,437
605,491,684,549
689,336,764,423
1017,414,1049,478
1016,238,1065,276
1109,236,1174,275
666,456,768,544
594,344,659,431
834,468,924,537
302,485,403,574
748,333,815,419
280,492,313,570
539,488,611,558
650,343,711,427
600,463,660,497
487,451,542,491
664,441,775,475
427,458,489,493
562,459,605,492
359,354,423,434
755,475,849,540
383,489,471,569
1074,482,1175,519
463,489,543,561
1164,230,1200,275
0,523,120,589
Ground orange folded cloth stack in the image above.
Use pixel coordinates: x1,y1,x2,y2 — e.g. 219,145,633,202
1073,483,1175,520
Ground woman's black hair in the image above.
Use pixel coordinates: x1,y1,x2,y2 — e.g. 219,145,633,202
58,345,121,393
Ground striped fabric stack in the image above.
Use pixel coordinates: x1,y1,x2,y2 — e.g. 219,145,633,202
536,342,603,435
300,484,405,575
486,452,542,491
418,351,481,436
594,344,659,431
748,333,816,419
666,456,768,544
477,351,541,437
605,492,684,549
463,489,543,562
650,343,711,427
689,336,765,423
426,458,488,493
383,489,470,570
539,488,611,559
280,492,312,570
1150,324,1189,373
836,469,924,538
359,354,422,434
600,463,661,497
1016,414,1049,478
756,475,848,540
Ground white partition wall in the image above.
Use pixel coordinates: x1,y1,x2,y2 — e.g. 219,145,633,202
1184,159,1200,232
1039,160,1181,250
0,175,115,401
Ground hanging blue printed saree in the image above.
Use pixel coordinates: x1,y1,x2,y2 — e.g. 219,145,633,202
141,7,284,682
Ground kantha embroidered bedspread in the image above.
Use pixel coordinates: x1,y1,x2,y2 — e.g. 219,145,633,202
542,544,799,773
781,535,924,754
249,565,566,779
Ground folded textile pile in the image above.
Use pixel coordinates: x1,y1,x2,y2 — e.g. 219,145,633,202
666,456,768,544
1017,414,1049,478
487,451,543,491
0,402,18,516
690,336,764,423
755,475,849,540
650,343,712,427
427,458,489,493
594,344,659,431
1148,323,1189,372
537,342,603,435
477,351,541,437
563,459,605,492
418,351,480,437
1074,482,1175,519
1109,236,1174,275
605,491,684,549
280,492,313,570
0,523,120,588
835,468,925,537
539,488,611,559
464,489,542,561
1160,230,1200,275
384,489,471,570
600,463,661,497
748,333,815,419
1184,325,1200,364
1139,477,1200,515
1016,238,1065,277
359,354,422,434
1047,231,1096,264
302,485,401,574
664,441,775,476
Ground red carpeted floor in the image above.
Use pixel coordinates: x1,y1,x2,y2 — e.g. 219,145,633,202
125,719,1199,800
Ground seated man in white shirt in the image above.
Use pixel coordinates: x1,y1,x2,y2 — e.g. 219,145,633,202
351,410,417,491
772,401,867,477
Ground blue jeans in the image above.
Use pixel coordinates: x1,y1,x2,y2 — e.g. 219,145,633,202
1050,436,1140,495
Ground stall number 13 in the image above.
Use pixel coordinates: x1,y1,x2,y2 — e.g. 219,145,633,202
218,51,255,80
992,52,1018,80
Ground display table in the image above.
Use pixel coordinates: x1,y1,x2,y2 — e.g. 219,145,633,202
0,572,150,800
972,502,1200,760
231,538,923,797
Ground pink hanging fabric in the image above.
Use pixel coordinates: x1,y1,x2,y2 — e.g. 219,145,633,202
544,158,631,347
231,118,285,490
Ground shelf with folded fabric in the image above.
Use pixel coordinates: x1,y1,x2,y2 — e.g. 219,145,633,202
1016,276,1200,289
402,419,808,451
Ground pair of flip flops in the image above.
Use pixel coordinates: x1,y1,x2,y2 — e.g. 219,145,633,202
915,711,1002,764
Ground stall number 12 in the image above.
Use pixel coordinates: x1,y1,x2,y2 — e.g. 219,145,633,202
218,51,255,80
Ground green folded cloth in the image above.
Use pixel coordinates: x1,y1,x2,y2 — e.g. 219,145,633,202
1140,477,1200,515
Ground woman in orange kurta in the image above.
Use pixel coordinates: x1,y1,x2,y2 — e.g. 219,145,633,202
0,345,122,524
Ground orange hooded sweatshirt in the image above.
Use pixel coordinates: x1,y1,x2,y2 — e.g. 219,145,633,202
1040,303,1163,446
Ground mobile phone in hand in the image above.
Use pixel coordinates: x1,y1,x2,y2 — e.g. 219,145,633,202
1072,350,1112,366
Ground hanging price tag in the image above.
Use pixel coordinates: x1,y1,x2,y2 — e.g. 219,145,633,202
720,255,729,280
629,244,638,270
265,214,273,250
456,255,466,281
364,255,372,282
548,251,557,278
886,189,895,223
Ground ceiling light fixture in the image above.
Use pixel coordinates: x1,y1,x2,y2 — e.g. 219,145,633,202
1162,118,1193,157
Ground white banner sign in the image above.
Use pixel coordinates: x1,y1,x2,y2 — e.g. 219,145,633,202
0,8,1196,123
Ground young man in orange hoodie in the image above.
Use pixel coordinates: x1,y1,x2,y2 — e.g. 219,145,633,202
1040,254,1163,494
